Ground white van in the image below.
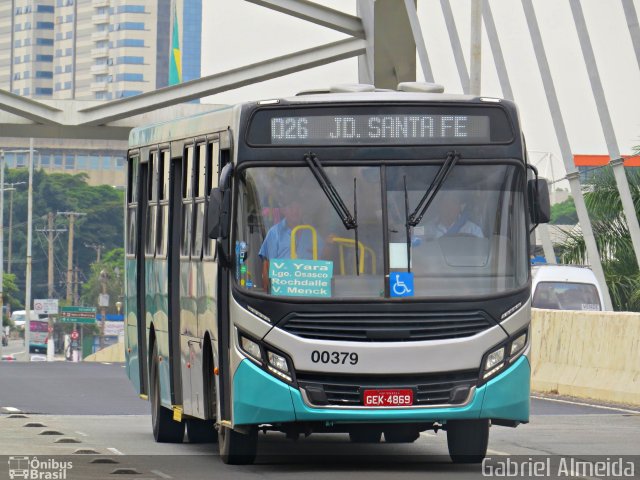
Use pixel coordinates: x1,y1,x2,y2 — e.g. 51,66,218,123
531,265,606,311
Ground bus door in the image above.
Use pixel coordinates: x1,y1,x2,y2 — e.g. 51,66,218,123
126,152,149,395
167,145,184,406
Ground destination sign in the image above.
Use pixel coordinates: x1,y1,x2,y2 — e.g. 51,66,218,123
269,259,333,298
269,114,490,145
247,106,513,146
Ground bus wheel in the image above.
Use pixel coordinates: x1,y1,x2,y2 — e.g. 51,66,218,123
446,419,489,464
187,419,217,443
218,425,258,464
150,344,184,443
348,426,382,443
384,425,420,443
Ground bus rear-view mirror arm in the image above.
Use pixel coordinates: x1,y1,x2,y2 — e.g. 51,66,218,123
527,177,551,226
207,187,232,266
207,163,233,265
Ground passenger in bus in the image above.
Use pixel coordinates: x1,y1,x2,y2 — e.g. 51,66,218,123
259,198,324,289
424,191,483,239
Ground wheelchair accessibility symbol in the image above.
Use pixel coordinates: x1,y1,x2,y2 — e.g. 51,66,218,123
390,272,414,297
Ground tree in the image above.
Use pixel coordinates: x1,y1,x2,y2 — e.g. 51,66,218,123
3,169,124,305
550,197,577,224
559,165,640,311
80,248,125,315
3,273,23,312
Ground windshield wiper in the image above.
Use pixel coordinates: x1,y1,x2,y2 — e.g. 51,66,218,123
407,151,461,227
304,153,357,230
403,175,412,273
304,153,360,275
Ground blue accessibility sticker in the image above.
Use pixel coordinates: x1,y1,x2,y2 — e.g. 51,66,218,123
389,272,414,297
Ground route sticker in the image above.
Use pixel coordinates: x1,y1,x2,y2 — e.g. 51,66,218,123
269,259,333,298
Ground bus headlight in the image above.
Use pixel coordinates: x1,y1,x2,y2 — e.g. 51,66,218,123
510,332,527,356
239,335,262,363
485,347,504,370
267,351,292,382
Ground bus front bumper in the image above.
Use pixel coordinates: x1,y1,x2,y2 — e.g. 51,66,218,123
232,355,530,426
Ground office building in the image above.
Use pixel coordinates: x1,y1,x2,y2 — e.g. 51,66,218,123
0,0,202,185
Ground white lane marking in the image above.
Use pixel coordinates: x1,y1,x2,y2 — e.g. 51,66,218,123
487,448,512,456
532,395,640,414
74,431,88,437
2,407,22,413
151,470,173,479
107,447,125,455
102,362,112,365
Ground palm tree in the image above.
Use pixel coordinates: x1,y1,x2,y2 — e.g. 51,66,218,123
558,163,640,311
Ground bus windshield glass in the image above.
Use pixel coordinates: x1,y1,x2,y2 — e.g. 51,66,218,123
235,163,527,300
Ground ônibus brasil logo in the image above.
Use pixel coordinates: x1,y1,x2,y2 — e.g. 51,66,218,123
8,456,73,480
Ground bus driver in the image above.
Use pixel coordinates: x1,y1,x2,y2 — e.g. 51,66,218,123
259,198,323,290
424,191,483,239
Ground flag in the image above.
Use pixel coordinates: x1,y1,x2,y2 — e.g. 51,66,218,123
169,4,182,85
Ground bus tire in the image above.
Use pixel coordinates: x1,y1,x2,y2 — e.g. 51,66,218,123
348,427,382,443
446,419,489,464
383,425,420,443
218,425,258,465
150,343,185,443
187,419,217,443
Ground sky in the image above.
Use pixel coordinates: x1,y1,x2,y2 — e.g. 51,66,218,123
201,0,640,188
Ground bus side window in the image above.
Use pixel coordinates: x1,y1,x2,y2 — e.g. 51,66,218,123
146,150,158,257
181,145,194,258
127,155,139,256
203,141,220,259
192,143,207,259
156,150,170,258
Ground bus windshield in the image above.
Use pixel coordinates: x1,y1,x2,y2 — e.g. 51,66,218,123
235,162,527,300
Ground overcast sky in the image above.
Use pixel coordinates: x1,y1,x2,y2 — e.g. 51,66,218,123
201,0,640,186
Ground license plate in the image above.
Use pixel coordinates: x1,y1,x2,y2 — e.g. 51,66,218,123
362,389,414,407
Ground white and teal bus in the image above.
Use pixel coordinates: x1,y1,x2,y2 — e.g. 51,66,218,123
125,83,550,464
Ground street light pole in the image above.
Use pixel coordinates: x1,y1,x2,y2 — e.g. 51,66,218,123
24,139,34,362
0,150,31,359
99,269,108,350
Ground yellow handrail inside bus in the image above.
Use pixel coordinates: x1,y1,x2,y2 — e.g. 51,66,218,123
363,245,377,274
330,237,376,274
290,225,318,260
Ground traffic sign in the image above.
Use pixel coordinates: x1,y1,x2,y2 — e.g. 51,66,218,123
70,330,79,341
59,306,96,324
34,299,59,315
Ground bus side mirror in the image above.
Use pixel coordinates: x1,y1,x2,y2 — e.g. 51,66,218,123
207,188,230,239
528,178,551,224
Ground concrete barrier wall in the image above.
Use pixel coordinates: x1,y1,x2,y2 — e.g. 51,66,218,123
530,309,640,405
83,341,125,363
